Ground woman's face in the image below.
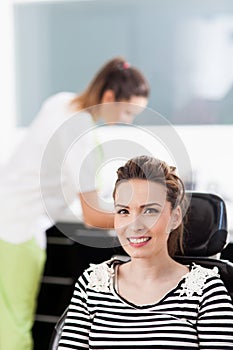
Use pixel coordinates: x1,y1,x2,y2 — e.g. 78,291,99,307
99,95,148,124
114,179,180,260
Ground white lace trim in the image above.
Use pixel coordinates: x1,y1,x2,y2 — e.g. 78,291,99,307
87,260,219,297
179,263,219,298
87,259,115,292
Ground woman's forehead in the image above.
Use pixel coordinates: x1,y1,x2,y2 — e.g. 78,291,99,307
114,179,167,204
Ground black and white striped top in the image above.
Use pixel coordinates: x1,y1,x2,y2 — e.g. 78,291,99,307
58,259,233,350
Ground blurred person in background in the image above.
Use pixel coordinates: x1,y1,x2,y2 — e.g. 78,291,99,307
0,57,149,350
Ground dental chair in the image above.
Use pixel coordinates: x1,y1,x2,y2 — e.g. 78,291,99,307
48,191,233,350
174,192,233,298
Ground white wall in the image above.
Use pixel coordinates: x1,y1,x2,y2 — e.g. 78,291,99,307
0,0,16,163
97,124,233,234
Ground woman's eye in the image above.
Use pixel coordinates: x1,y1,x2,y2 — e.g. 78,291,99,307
117,209,129,215
144,208,159,214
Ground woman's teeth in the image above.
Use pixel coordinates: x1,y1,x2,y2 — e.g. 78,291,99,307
128,237,150,244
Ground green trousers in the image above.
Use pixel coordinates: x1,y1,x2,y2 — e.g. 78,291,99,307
0,238,46,350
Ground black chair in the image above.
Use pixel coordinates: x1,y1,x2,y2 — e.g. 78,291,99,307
48,191,233,349
49,307,68,350
174,191,233,300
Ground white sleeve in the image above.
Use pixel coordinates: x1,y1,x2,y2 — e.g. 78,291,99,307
40,110,102,221
59,112,102,194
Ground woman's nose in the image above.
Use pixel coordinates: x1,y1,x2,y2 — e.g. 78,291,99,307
127,214,145,233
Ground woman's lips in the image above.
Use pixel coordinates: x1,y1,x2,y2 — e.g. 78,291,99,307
127,236,151,247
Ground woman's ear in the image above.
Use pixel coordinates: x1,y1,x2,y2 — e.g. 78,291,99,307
171,206,182,231
101,89,115,103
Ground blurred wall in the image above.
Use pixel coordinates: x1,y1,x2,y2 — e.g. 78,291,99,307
13,0,233,126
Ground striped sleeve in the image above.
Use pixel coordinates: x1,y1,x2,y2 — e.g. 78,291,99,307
197,276,233,349
58,272,91,349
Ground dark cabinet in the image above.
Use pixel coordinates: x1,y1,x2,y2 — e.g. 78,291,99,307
32,223,124,350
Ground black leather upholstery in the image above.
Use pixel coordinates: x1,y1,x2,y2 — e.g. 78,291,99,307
49,308,68,350
181,192,228,256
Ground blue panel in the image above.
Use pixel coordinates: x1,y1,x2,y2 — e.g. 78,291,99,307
13,0,233,126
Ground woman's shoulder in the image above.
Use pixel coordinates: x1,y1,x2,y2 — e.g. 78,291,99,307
32,92,76,126
179,263,221,298
43,92,76,107
38,92,75,117
79,258,122,293
189,263,219,279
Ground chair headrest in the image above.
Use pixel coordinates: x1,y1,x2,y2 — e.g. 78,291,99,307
181,192,228,257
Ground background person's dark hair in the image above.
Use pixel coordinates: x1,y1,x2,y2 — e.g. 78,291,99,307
70,57,150,110
113,155,186,257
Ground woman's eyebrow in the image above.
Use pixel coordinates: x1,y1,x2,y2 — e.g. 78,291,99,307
114,204,129,208
114,202,162,208
141,202,162,208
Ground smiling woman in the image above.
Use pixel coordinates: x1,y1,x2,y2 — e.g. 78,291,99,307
58,155,233,350
114,179,181,258
113,156,185,258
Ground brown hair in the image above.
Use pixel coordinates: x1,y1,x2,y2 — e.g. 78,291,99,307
113,155,186,257
70,57,150,111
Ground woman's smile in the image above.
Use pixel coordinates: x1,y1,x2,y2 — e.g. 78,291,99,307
127,236,151,247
